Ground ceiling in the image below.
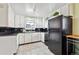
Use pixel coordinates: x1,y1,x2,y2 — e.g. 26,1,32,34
11,3,68,18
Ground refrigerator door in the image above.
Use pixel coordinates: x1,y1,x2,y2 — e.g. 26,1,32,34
49,32,61,42
47,39,62,55
49,32,62,55
48,16,62,29
48,15,62,55
62,16,72,35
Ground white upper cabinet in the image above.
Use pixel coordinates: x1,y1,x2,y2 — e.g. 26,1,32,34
0,4,25,28
19,15,25,28
8,4,15,27
0,4,8,27
14,14,20,28
14,15,25,28
0,4,15,27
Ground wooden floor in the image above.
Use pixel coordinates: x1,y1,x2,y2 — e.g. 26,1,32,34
17,42,54,55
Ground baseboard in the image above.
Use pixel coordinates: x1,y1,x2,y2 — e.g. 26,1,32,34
19,40,42,46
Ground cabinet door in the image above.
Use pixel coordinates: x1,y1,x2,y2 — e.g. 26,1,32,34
0,4,8,27
0,36,17,54
18,33,25,44
19,16,25,28
8,4,15,27
25,33,31,43
14,15,20,28
31,33,41,42
40,33,45,42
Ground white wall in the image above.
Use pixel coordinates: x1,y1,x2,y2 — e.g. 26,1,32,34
48,4,69,17
56,4,69,16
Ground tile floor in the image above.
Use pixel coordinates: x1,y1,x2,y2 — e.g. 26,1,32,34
17,42,54,55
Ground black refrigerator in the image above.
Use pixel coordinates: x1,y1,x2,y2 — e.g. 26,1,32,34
48,15,72,55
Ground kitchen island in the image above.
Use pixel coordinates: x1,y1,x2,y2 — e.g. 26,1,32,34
0,34,18,55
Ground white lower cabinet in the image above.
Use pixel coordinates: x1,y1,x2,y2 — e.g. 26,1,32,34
31,33,40,42
17,33,25,44
18,33,45,45
31,33,45,42
18,33,31,44
24,33,32,43
0,36,18,55
40,33,45,42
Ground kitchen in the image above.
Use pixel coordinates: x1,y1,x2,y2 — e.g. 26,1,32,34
0,3,79,55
